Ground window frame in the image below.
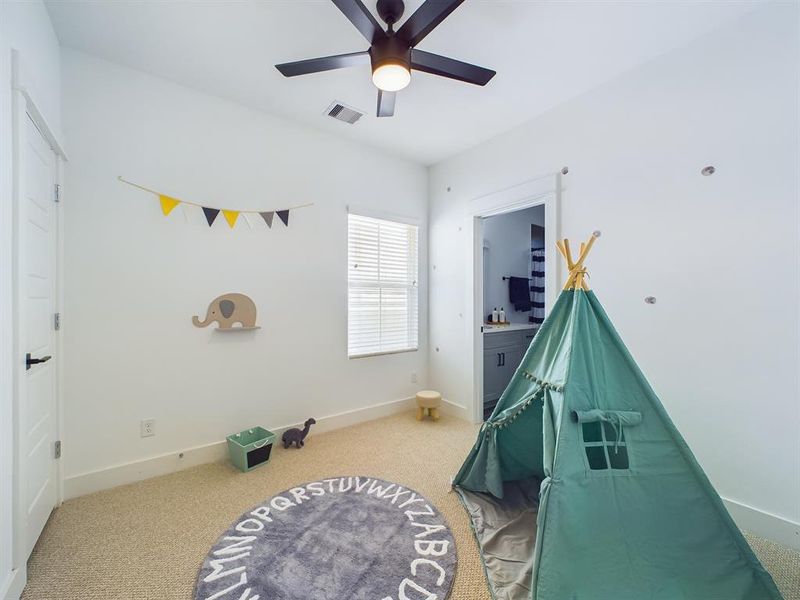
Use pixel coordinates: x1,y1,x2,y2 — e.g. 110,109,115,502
346,208,420,359
579,419,633,475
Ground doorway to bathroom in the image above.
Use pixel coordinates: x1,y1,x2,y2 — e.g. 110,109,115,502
465,173,560,425
480,206,546,420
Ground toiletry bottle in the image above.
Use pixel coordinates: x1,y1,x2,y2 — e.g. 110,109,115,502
492,307,498,323
499,307,506,323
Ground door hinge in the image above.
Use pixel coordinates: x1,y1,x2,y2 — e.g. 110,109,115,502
54,312,61,331
54,440,62,459
54,184,61,203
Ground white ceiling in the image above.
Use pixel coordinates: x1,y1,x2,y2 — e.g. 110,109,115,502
45,0,762,165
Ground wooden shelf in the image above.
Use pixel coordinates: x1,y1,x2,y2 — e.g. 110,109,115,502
213,326,261,332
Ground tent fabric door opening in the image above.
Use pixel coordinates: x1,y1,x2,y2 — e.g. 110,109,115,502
454,237,784,600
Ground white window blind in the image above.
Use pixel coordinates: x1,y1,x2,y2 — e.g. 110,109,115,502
348,213,419,358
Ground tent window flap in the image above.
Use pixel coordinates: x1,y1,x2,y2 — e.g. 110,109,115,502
577,411,637,472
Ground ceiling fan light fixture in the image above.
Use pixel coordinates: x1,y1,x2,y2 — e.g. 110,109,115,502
372,62,411,92
274,0,496,117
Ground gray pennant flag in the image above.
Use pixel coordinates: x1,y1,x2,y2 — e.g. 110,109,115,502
202,207,220,227
259,211,274,228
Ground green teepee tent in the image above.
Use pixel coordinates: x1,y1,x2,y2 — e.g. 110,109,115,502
454,236,783,600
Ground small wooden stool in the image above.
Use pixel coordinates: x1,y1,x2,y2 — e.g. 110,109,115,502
416,390,442,422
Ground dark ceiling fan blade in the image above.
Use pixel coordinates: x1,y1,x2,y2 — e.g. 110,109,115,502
377,90,396,117
331,0,386,44
396,0,465,47
275,51,370,77
411,49,495,85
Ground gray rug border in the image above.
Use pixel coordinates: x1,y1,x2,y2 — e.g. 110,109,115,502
193,474,459,600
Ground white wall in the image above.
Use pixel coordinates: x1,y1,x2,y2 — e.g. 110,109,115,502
482,206,544,324
2,0,62,135
0,2,61,597
60,50,428,495
428,3,799,547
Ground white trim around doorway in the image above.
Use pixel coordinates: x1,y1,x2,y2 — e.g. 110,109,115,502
467,171,563,424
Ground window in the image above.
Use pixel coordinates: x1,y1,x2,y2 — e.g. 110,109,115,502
581,421,629,470
348,213,419,358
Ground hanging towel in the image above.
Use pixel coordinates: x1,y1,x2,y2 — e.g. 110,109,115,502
509,277,532,312
529,248,545,325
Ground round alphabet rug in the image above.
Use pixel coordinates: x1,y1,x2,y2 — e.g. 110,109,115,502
195,476,456,600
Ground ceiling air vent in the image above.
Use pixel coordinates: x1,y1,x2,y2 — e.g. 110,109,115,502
326,102,364,125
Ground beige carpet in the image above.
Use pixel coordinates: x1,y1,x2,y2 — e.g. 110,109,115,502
23,412,800,600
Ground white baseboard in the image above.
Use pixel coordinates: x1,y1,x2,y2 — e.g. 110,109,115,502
64,438,229,500
0,566,26,600
439,398,471,422
722,497,800,551
64,396,418,500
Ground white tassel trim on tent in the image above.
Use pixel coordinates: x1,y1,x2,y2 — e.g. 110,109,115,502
486,386,545,432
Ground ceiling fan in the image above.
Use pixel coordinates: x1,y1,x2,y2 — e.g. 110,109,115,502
275,0,496,118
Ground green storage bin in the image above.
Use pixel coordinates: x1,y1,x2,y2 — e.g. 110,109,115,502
227,426,275,472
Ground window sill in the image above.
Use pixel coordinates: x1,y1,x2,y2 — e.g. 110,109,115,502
348,347,419,359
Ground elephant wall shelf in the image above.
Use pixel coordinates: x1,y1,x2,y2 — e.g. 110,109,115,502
192,293,260,331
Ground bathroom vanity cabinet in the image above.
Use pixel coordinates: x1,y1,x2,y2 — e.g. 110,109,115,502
482,326,537,420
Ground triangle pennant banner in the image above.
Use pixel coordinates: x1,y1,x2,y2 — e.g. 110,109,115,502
120,178,309,231
222,210,240,229
202,207,220,227
159,195,181,216
259,211,274,228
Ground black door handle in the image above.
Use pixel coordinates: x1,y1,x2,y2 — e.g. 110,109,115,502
497,353,501,367
500,352,505,366
26,353,52,370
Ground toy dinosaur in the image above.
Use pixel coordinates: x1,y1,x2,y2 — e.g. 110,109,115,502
282,418,316,449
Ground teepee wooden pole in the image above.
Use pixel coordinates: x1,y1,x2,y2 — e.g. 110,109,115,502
556,241,574,290
563,240,575,269
557,234,598,291
555,240,567,260
562,240,578,290
575,234,597,268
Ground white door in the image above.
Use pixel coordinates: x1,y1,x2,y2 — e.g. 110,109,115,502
21,114,59,556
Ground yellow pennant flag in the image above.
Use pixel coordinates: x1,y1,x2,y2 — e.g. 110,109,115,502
222,210,240,228
159,195,181,216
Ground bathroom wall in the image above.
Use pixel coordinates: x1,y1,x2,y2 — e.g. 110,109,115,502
482,206,545,325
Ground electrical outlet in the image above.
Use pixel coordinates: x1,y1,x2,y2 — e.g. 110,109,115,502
141,418,156,438
411,372,418,384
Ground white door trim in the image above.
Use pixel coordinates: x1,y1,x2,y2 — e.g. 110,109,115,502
9,48,67,598
467,172,563,424
11,51,68,161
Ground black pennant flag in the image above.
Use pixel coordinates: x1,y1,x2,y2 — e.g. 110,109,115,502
203,207,220,227
259,211,274,228
277,210,290,227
